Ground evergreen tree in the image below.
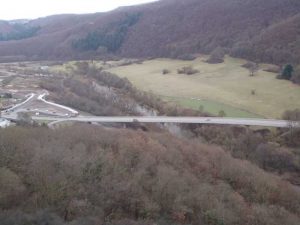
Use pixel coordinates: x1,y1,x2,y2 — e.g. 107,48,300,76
281,64,294,80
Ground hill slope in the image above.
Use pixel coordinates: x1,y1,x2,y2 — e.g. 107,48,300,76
0,0,299,64
1,124,300,224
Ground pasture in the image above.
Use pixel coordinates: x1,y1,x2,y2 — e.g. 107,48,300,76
108,56,300,118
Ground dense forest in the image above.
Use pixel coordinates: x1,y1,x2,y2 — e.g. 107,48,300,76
1,124,300,225
72,13,141,53
0,23,40,41
0,0,299,65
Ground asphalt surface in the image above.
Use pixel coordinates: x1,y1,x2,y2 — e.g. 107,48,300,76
2,91,78,120
32,116,299,128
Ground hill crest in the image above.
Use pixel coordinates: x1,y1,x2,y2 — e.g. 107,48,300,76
0,0,299,64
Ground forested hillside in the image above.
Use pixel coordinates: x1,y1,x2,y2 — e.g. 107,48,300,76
1,48,300,225
0,0,299,64
0,21,40,41
1,125,300,225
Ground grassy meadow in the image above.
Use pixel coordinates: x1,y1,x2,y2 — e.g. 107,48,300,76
107,56,300,118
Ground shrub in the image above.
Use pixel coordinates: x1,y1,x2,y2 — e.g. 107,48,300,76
278,64,294,80
74,61,90,75
218,110,226,117
206,47,225,64
162,69,170,75
263,65,281,73
176,54,196,61
177,66,199,75
283,109,300,121
291,65,300,84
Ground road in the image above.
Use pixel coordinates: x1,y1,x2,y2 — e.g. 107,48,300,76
4,93,35,113
2,92,299,128
2,91,78,120
32,116,299,128
37,92,79,114
1,93,36,119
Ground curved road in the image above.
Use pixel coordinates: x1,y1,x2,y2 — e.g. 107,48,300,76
2,91,78,120
33,116,299,128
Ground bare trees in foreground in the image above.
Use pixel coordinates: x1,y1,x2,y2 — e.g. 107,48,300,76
0,124,300,225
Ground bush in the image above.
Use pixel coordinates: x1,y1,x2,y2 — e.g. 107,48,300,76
206,47,225,64
283,109,300,121
218,110,226,117
263,65,281,73
176,54,196,61
291,65,300,84
162,69,170,75
177,66,199,75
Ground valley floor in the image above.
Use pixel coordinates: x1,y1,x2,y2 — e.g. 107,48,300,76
108,56,300,119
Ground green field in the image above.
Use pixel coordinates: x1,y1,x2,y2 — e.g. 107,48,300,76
108,56,300,118
162,96,260,118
